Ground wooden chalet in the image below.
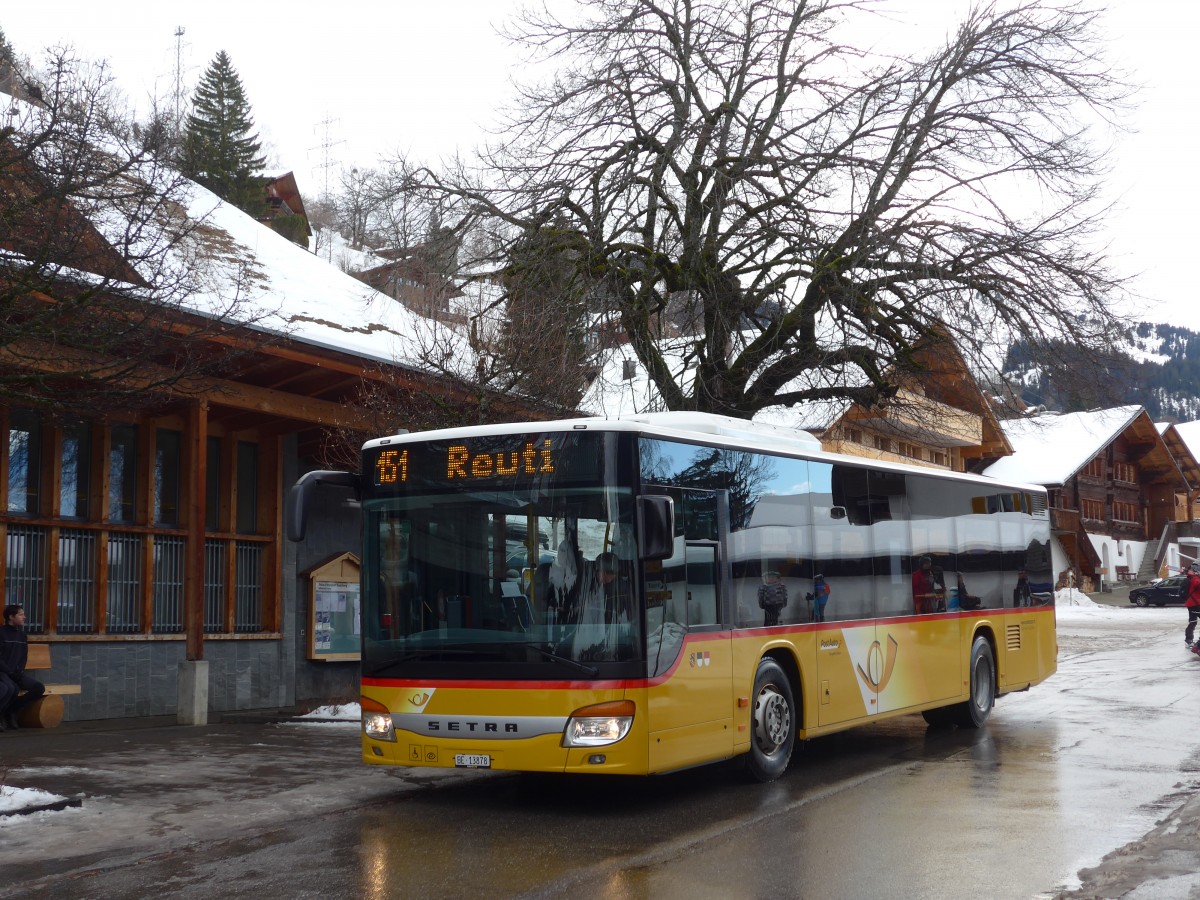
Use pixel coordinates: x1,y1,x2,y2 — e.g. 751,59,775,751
796,331,1014,473
1156,421,1200,573
985,407,1191,591
258,171,313,247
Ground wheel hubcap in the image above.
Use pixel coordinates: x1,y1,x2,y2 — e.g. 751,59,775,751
754,685,790,753
973,658,992,710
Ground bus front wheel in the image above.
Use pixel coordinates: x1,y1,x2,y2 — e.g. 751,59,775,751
953,636,995,728
745,658,796,782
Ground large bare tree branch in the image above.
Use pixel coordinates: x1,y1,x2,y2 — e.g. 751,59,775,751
391,0,1133,419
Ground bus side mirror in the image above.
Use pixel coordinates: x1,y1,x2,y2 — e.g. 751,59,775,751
829,506,847,520
638,495,675,561
287,470,361,542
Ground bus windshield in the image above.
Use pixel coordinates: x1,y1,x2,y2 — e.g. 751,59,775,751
360,432,642,679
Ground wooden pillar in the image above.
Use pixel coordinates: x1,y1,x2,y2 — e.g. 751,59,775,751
185,400,208,661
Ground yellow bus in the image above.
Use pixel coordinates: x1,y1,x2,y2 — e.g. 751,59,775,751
290,412,1057,781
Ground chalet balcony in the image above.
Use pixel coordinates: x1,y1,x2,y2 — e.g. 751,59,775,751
1050,508,1080,534
846,388,982,447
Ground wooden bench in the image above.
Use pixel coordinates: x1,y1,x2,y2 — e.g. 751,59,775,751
16,643,81,728
1115,565,1134,582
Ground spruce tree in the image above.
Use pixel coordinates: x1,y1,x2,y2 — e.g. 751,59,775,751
0,27,30,100
181,51,267,215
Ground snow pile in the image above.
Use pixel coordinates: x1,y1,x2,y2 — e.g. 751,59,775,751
1055,588,1098,607
295,703,361,721
0,785,66,816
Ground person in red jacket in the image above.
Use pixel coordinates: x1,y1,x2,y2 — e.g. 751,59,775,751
1185,562,1200,652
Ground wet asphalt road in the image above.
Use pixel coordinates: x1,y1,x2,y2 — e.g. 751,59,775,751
1,588,1198,899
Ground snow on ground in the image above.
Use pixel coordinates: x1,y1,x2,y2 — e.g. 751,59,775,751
0,785,66,814
4,602,1190,816
295,702,360,721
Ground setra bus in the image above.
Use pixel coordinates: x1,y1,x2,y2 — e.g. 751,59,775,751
288,412,1057,781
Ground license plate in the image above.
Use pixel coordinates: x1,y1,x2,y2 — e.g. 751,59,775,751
454,754,491,769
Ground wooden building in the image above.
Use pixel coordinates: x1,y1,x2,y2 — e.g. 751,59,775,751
259,171,313,246
984,407,1191,591
1,132,543,722
777,330,1014,473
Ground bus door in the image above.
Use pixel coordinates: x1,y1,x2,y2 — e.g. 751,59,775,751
646,487,734,772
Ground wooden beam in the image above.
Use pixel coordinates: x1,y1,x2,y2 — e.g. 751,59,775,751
0,339,376,429
185,400,208,660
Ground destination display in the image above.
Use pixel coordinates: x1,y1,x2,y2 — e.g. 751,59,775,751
365,432,608,492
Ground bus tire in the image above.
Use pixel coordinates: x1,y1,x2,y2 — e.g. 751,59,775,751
953,636,995,728
745,657,796,782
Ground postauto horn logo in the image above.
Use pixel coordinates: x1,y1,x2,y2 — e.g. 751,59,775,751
856,635,899,694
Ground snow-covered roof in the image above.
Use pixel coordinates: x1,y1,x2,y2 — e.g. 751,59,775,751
180,187,461,370
754,398,850,433
982,405,1143,485
580,340,693,416
581,335,858,434
1172,420,1200,461
4,89,473,380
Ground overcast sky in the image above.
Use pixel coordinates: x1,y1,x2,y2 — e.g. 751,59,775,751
3,1,1193,325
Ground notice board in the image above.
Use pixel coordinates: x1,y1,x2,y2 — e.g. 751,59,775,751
304,552,361,661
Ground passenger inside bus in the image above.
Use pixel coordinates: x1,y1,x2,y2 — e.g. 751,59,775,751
912,556,944,614
956,573,983,610
546,529,583,623
595,552,633,625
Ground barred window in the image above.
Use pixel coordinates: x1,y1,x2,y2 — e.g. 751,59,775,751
1,408,274,638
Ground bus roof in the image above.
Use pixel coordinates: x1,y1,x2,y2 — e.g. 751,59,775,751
362,412,1046,494
363,412,820,453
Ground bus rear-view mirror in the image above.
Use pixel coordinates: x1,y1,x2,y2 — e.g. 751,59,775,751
638,495,675,561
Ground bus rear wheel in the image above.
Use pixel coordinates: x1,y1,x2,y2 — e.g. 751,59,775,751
952,636,995,728
745,658,796,782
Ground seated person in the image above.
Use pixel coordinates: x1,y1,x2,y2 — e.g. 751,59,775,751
930,565,948,612
956,573,983,610
0,604,45,731
911,556,944,614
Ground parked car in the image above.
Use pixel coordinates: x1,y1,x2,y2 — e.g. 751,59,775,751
505,546,556,576
1129,575,1189,607
506,522,550,550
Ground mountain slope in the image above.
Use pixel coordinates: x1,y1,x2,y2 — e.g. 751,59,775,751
1003,323,1200,422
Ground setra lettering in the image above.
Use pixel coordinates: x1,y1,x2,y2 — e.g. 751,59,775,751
426,720,520,733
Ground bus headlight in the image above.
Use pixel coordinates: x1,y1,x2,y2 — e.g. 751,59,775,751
562,700,635,747
361,696,396,742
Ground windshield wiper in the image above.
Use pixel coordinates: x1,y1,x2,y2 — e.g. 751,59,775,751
529,644,599,677
367,647,494,676
367,643,600,678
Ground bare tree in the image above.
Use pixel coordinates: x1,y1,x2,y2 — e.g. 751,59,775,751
347,159,598,423
0,48,276,414
402,0,1132,419
334,165,384,249
496,220,596,409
